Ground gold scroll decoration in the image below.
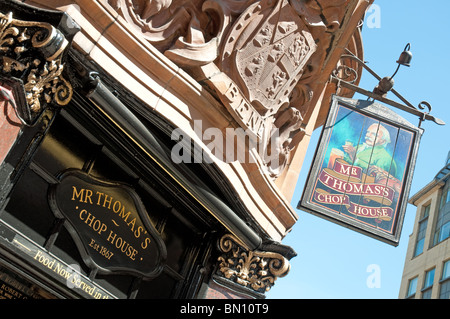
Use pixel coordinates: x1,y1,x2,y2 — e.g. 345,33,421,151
217,234,290,294
0,11,72,114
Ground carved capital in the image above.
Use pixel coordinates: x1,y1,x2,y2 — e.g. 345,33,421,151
216,234,290,294
0,11,75,124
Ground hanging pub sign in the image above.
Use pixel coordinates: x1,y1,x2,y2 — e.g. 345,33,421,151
298,95,422,246
48,170,167,278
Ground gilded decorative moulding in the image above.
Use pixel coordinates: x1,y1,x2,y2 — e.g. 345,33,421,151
0,10,74,124
217,234,290,293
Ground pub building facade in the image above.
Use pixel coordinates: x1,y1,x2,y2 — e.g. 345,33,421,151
0,0,372,299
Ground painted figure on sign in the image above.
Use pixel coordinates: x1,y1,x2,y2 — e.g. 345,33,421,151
342,123,397,182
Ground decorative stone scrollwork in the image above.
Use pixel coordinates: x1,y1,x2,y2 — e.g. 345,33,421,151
110,0,230,66
216,234,290,293
0,11,73,123
109,0,354,178
264,106,305,178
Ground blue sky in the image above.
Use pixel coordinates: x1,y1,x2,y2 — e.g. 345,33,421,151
267,0,450,299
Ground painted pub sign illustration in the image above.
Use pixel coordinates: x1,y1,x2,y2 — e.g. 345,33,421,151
299,96,422,245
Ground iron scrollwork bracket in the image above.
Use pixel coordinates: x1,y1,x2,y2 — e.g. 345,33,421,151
331,49,445,128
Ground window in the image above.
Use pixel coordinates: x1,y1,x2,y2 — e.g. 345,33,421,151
433,218,450,245
439,260,450,299
0,112,209,299
414,204,430,256
433,184,450,246
443,188,450,207
406,277,418,298
421,268,435,299
439,185,450,210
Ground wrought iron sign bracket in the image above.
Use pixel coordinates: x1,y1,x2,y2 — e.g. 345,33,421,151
331,47,445,128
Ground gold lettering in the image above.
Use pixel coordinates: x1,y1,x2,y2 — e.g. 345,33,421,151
79,209,108,235
79,208,87,221
127,217,136,231
54,262,72,280
106,230,117,243
134,226,142,238
0,284,23,299
106,230,138,260
95,191,104,205
34,250,55,270
72,187,153,259
112,200,121,213
118,206,130,222
84,211,95,227
33,249,111,299
72,186,84,201
102,194,113,209
141,237,151,250
72,187,93,204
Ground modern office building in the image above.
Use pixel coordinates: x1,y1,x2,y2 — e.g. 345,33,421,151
399,151,450,299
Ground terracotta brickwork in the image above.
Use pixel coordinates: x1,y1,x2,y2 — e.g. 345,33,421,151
0,84,21,164
202,280,253,299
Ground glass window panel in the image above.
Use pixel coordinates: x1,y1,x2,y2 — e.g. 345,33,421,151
439,222,450,243
440,187,450,209
443,260,450,280
422,204,430,218
407,277,418,298
414,238,424,257
414,219,428,257
2,168,55,246
423,269,435,289
439,281,450,299
422,288,432,299
433,183,450,246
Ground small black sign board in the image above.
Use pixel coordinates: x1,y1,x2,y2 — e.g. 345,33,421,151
0,265,54,299
0,219,116,299
49,170,167,278
298,96,422,246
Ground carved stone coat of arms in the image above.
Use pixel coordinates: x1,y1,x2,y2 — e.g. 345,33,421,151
221,0,316,118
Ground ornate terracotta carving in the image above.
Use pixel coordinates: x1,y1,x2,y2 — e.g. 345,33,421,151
216,234,290,293
109,0,352,177
264,106,305,178
110,0,229,65
0,11,74,124
220,0,316,118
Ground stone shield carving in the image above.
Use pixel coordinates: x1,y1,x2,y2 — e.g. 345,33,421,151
221,0,316,118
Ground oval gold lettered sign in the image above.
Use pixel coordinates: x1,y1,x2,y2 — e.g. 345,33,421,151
49,170,167,278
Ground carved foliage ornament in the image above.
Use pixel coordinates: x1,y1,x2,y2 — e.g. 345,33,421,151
217,234,290,293
109,0,226,65
0,11,72,124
